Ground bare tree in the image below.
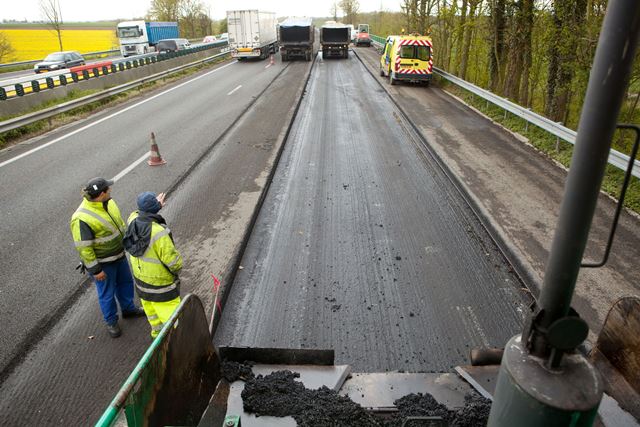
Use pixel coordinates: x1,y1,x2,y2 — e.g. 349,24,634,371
402,0,436,35
218,18,227,34
180,0,205,38
40,0,63,51
331,2,339,21
503,0,534,102
0,32,15,63
339,0,360,25
545,0,587,122
418,0,437,33
401,0,418,32
488,0,507,91
457,0,480,80
149,0,181,22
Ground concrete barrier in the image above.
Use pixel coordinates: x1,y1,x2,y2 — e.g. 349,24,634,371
0,48,227,118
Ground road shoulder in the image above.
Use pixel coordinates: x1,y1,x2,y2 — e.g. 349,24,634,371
352,46,640,335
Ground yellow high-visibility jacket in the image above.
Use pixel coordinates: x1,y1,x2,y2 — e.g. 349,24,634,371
70,198,126,274
123,211,182,302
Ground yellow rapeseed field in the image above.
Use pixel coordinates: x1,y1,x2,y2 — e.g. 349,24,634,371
1,29,118,62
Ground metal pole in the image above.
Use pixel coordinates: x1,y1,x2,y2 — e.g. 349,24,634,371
489,2,640,425
536,0,640,336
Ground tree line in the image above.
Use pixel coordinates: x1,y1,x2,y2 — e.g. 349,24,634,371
8,0,639,149
147,0,226,39
349,1,638,154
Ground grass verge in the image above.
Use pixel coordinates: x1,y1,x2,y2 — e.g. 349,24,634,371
439,79,640,215
0,55,230,149
0,64,34,74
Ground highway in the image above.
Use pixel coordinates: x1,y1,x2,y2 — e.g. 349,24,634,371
214,48,528,371
0,45,638,425
0,55,285,375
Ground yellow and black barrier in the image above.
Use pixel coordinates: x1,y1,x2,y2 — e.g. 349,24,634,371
2,40,228,101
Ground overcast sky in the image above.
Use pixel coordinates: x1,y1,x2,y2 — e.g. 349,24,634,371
3,0,401,22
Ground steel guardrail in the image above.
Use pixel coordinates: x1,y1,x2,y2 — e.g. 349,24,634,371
0,49,120,69
0,49,231,134
370,35,639,179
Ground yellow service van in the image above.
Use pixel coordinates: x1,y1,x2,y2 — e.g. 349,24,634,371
379,35,434,86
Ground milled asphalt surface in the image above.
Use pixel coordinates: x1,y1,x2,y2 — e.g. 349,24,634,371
215,51,529,372
352,46,640,335
0,54,313,424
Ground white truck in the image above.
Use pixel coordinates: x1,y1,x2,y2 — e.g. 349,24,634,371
227,10,278,60
116,21,179,57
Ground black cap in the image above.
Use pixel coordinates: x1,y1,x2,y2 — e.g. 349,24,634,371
84,177,114,198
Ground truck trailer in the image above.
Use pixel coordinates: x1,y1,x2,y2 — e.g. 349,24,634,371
227,10,278,60
278,18,315,62
116,21,179,57
320,23,350,59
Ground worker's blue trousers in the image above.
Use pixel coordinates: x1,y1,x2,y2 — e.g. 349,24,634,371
91,257,137,325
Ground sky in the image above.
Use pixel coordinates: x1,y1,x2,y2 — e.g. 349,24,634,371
3,0,401,23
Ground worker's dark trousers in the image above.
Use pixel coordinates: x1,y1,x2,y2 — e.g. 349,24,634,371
91,257,137,325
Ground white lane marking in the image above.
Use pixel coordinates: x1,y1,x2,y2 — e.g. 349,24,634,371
227,85,242,95
265,63,272,69
111,152,151,183
0,61,237,169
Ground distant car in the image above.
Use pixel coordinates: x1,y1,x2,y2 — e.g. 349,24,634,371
218,33,228,40
202,35,216,43
34,51,85,73
156,38,191,53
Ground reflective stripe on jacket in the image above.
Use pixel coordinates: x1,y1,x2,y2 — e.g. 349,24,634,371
70,198,126,274
126,211,182,302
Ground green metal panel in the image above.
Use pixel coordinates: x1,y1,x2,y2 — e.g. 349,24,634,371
223,415,241,426
488,335,601,427
95,294,220,427
370,34,387,45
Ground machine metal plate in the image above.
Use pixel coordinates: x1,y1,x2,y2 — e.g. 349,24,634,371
340,372,472,411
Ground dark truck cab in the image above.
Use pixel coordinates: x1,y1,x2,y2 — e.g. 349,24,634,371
279,18,315,61
320,23,350,59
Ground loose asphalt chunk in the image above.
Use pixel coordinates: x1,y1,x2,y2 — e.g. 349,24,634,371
239,369,492,426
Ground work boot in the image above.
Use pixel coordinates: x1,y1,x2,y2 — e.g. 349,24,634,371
122,306,145,318
106,322,122,338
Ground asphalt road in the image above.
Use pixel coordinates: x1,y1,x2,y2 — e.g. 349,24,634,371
352,46,640,335
0,55,313,424
0,55,283,376
215,51,529,372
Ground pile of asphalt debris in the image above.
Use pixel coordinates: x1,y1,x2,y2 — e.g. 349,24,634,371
221,359,255,382
225,361,491,426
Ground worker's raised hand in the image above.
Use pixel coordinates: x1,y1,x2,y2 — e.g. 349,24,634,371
157,192,166,207
94,271,107,281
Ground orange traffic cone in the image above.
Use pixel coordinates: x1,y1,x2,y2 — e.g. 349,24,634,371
270,54,275,65
147,132,166,166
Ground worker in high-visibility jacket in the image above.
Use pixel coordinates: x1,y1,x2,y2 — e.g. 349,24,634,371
123,191,183,338
70,177,145,338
